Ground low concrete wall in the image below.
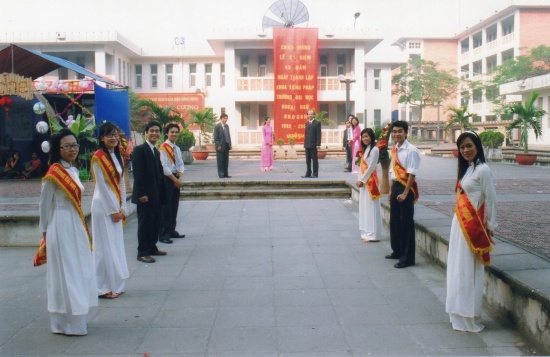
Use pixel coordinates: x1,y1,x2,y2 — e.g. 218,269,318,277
0,197,136,247
350,184,550,354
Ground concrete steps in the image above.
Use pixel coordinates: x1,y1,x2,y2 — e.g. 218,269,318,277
181,180,351,200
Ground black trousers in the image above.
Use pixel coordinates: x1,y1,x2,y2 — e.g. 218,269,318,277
305,147,318,176
389,181,416,265
160,175,181,240
216,144,230,177
345,144,352,170
137,196,161,257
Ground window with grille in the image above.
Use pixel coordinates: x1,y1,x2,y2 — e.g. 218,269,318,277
150,64,158,88
135,65,142,88
374,69,381,90
319,55,328,76
189,63,196,87
241,55,249,77
336,54,345,76
166,64,173,88
259,55,267,77
205,63,212,86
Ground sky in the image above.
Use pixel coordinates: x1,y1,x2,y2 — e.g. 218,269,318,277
1,0,519,51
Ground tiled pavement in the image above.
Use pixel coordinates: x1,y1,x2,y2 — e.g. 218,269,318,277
0,155,548,356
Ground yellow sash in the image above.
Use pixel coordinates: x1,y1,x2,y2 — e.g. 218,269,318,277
360,156,381,200
391,145,419,203
159,142,175,164
455,181,492,265
42,163,92,251
91,150,126,225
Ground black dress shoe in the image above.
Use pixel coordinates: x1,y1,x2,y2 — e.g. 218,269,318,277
385,254,399,259
171,232,186,238
344,169,351,172
394,262,412,269
301,175,311,178
137,256,156,263
219,176,225,178
311,175,318,178
224,175,232,178
159,238,173,244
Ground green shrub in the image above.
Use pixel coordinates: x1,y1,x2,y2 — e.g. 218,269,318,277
175,128,196,151
479,130,504,148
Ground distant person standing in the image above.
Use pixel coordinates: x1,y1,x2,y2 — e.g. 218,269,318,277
386,120,421,269
214,113,232,178
261,117,274,172
343,120,352,172
159,123,185,243
302,109,321,178
446,131,497,332
132,121,166,263
350,116,362,173
39,129,97,335
91,122,129,299
356,128,382,242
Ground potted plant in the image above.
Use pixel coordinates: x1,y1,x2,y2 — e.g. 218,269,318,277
287,137,297,159
275,138,286,160
478,130,504,161
444,105,476,157
312,111,333,159
505,91,546,165
187,108,217,160
175,128,195,164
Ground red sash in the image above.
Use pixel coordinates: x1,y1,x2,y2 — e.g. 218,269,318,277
42,163,92,251
159,142,175,164
391,146,419,203
360,156,381,200
91,150,126,225
455,181,492,265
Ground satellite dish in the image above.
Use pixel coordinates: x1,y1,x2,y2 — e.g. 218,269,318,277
263,0,309,31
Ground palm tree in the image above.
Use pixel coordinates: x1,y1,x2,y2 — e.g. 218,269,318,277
135,98,186,133
506,91,546,154
187,108,217,150
315,110,335,127
444,105,476,133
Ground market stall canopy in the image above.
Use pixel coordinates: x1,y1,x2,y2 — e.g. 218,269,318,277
0,44,123,87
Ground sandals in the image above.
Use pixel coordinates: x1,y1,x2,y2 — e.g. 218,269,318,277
99,291,124,299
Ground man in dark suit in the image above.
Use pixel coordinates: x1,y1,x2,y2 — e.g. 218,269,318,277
131,121,166,263
343,120,352,172
214,113,232,178
302,109,322,178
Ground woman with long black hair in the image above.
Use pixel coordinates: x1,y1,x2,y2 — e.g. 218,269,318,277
356,128,382,242
91,122,129,299
39,129,97,335
446,131,497,332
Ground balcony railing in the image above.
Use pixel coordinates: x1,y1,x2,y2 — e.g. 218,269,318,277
236,76,350,91
236,77,274,91
502,33,515,45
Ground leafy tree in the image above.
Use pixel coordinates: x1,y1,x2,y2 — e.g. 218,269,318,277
187,108,217,149
444,105,476,133
505,91,546,153
392,58,459,134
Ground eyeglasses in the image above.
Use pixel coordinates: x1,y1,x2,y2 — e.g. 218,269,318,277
105,133,120,138
60,144,80,150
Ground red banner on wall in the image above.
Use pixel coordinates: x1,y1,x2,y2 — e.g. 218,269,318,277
273,28,318,144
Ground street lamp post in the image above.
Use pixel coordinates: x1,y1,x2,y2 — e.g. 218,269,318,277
338,75,356,119
436,102,442,145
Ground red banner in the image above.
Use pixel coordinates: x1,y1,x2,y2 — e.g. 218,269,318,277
273,28,318,144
